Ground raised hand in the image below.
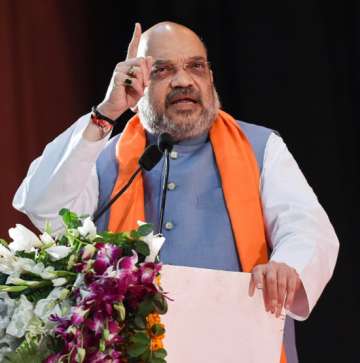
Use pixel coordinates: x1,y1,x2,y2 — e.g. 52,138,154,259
97,23,153,120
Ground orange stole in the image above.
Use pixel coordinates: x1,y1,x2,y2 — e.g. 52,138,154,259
108,110,286,363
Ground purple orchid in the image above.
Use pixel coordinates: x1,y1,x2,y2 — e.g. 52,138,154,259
104,320,123,346
117,251,138,271
71,305,90,325
93,243,122,274
47,241,166,363
84,311,105,337
138,262,162,284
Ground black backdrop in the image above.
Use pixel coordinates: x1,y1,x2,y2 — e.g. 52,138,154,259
85,1,358,361
6,0,359,361
82,1,359,361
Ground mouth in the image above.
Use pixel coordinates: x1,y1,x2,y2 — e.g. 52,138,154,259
171,97,197,104
168,96,199,107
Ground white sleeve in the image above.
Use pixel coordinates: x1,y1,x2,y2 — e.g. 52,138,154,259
260,133,339,321
12,113,111,234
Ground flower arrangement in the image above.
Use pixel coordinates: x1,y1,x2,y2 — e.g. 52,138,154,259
0,209,168,363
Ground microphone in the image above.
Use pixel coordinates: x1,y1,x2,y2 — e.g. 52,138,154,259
158,132,174,153
93,143,163,223
139,144,163,171
158,133,175,234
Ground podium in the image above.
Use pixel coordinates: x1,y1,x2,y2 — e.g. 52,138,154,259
161,265,285,363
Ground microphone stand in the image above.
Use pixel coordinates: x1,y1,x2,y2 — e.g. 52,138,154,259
158,149,170,234
93,144,163,223
93,167,141,223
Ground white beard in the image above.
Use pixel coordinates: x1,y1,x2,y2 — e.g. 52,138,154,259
138,86,221,141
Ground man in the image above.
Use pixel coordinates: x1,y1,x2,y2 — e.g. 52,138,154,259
13,22,339,362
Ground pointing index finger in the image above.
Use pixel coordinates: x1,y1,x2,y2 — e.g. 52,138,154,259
127,23,142,60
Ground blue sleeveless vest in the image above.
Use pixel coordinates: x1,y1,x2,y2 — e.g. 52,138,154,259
95,120,298,362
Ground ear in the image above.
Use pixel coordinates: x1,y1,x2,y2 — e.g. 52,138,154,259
210,70,214,84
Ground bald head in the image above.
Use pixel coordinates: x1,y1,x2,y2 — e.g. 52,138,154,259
138,22,207,60
136,22,219,141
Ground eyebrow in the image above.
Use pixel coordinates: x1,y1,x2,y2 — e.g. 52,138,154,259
152,56,207,67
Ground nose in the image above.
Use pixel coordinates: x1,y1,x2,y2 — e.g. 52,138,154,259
170,67,194,89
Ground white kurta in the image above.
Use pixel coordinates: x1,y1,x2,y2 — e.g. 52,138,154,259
13,113,339,321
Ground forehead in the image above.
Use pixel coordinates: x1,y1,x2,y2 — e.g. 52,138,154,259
138,26,207,62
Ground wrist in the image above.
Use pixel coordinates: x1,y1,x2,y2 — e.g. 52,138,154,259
97,102,125,121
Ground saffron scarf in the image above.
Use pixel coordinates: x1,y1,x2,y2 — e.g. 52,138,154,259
108,110,286,362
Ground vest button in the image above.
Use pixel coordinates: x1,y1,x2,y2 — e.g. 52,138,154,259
170,150,178,159
164,221,174,230
167,182,176,191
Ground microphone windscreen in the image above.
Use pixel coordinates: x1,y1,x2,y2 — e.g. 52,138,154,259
158,132,175,153
138,144,163,171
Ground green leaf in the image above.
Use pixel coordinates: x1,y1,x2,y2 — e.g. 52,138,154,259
151,323,165,336
152,293,168,314
134,315,146,329
130,230,140,239
0,238,9,246
134,240,150,257
59,208,81,229
152,349,167,359
15,250,36,260
0,284,28,292
130,331,151,345
127,343,149,358
139,348,151,362
23,286,54,304
137,298,154,317
149,358,166,363
137,223,154,237
3,335,60,363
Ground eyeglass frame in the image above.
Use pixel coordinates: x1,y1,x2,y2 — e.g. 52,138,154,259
149,56,212,81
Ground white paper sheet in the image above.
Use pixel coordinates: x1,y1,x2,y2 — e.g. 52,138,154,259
161,265,285,363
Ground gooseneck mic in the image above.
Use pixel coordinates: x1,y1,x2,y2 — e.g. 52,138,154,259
158,133,175,234
93,143,163,223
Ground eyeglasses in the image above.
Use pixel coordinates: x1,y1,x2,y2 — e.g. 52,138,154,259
150,59,211,81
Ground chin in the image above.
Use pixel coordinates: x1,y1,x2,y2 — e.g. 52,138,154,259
166,108,201,123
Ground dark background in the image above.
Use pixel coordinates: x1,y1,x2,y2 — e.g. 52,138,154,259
1,1,358,361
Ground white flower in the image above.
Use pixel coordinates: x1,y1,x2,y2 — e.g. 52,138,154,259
73,273,84,289
5,276,24,285
137,222,166,262
6,295,33,338
13,257,35,273
0,245,15,275
23,262,57,279
52,278,67,287
0,256,35,276
34,287,69,322
78,217,97,241
40,231,55,244
45,245,72,261
0,244,12,259
0,292,16,330
0,334,19,362
5,276,41,288
8,224,42,253
40,267,57,279
32,263,53,278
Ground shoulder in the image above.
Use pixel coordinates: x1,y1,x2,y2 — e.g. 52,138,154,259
236,120,278,141
235,120,278,171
